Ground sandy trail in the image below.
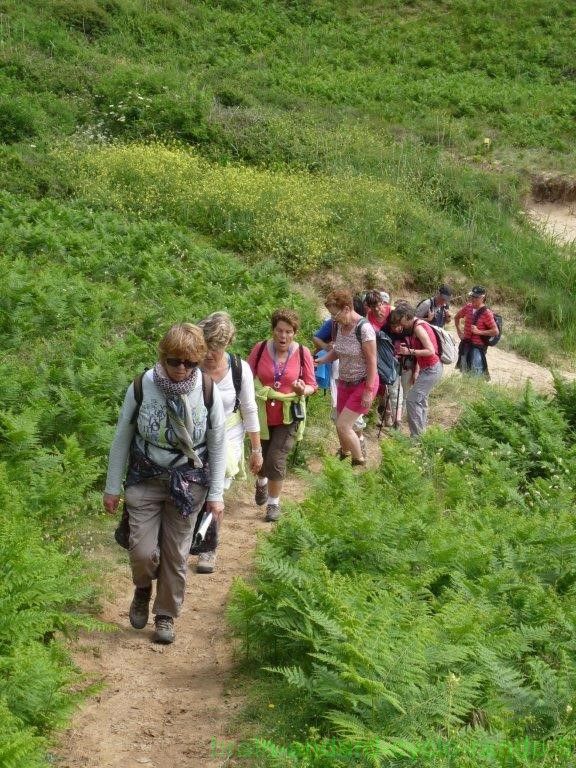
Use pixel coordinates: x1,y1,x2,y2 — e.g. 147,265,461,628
52,342,574,768
53,475,309,768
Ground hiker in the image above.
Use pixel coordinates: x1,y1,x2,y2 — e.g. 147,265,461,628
389,305,443,437
454,285,499,377
319,290,378,466
379,300,415,429
192,311,262,574
313,313,368,458
248,308,317,522
103,323,226,644
415,284,453,328
313,314,338,417
365,290,392,331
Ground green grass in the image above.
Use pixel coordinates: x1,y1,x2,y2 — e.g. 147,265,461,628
1,1,575,348
1,1,576,764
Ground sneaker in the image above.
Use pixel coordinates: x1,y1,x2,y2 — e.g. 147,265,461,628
265,503,281,522
129,586,152,630
255,481,268,506
153,615,175,644
196,551,216,574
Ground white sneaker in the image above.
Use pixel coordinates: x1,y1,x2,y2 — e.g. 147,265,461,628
196,551,216,574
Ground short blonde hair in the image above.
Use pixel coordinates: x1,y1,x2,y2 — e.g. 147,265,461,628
198,311,236,350
158,323,207,363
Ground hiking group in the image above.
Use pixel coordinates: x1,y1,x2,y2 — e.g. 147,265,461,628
102,286,500,643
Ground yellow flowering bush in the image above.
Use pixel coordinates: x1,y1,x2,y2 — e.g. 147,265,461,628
61,143,404,273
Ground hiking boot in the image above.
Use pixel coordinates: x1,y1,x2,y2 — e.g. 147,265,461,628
265,503,281,522
129,586,152,630
351,457,366,468
336,447,350,461
196,551,216,574
153,615,175,644
254,481,268,506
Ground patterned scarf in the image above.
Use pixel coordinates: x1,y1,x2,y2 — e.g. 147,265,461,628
153,362,205,468
153,362,197,396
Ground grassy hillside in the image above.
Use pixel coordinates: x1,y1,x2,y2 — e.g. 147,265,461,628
1,0,575,164
1,1,575,765
1,0,575,347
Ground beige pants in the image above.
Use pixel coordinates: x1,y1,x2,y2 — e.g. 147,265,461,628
125,477,207,618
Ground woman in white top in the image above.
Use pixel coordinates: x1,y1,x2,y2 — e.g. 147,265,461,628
194,311,262,573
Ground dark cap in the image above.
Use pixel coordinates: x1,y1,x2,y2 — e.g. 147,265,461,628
438,284,452,299
468,285,486,297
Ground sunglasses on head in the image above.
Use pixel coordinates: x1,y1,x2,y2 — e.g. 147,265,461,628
165,357,198,370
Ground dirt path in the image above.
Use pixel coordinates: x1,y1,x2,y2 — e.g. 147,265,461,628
53,473,310,768
52,344,574,768
526,201,576,245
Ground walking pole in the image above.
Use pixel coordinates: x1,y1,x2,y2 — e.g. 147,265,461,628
393,359,403,429
377,385,390,439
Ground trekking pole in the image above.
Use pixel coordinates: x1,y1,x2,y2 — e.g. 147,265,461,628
393,358,403,429
377,386,389,439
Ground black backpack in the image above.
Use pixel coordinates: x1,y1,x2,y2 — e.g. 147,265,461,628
374,328,398,386
474,307,503,347
336,318,397,388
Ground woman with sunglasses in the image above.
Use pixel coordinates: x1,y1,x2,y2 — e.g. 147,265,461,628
103,323,226,644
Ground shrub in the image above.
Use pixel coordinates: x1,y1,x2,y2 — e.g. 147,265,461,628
0,98,39,144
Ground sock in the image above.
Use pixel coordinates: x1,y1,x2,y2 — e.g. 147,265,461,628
267,495,280,506
257,478,268,487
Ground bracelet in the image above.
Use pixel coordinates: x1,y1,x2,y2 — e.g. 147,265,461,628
251,447,263,454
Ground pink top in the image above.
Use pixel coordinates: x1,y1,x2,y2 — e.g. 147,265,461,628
411,321,440,368
248,341,317,426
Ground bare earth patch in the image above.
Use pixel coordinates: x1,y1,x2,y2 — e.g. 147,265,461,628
526,201,576,245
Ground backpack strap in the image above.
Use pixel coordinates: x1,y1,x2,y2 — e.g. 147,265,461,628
129,370,147,425
298,343,304,378
354,318,368,344
229,353,243,413
473,306,487,324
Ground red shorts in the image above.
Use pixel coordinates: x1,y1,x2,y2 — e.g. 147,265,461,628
336,378,379,415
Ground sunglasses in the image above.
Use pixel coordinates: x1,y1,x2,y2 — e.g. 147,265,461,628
165,357,198,370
